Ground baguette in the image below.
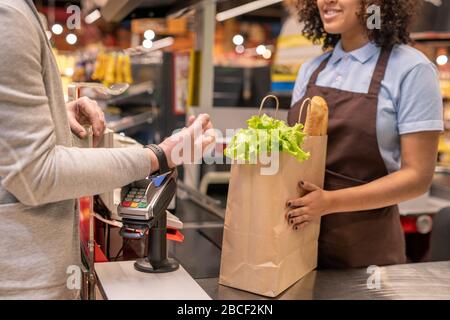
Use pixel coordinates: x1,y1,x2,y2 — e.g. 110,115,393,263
304,96,328,136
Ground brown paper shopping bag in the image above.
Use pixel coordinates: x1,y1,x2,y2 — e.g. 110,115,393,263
219,96,327,297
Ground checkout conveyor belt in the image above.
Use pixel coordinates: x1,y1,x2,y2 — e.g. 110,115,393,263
167,196,450,300
196,261,450,300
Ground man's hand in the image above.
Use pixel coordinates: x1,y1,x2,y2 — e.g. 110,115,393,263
67,97,106,147
147,114,215,172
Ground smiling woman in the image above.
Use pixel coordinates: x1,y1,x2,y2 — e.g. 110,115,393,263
297,0,420,49
287,0,443,269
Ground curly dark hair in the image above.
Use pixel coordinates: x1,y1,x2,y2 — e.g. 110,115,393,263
297,0,420,49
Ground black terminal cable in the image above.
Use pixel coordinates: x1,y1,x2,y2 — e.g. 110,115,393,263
114,238,129,261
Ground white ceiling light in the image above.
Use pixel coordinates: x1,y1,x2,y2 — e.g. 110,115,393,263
51,24,63,35
144,29,156,40
85,9,101,24
232,34,244,46
235,45,245,54
263,49,272,59
437,55,448,66
142,39,153,49
256,45,267,55
216,0,283,22
65,67,75,77
66,33,78,45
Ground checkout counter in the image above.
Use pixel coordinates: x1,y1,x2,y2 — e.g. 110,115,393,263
94,175,450,300
72,114,450,300
79,113,450,300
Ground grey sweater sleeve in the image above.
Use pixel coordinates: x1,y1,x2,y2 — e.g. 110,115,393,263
0,4,152,206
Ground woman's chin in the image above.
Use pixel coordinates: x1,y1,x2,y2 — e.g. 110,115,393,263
323,24,344,35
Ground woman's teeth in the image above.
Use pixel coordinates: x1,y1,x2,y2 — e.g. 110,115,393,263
324,10,341,19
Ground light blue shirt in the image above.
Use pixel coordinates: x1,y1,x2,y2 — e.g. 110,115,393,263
292,41,444,173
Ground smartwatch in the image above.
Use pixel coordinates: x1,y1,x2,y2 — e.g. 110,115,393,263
145,144,170,175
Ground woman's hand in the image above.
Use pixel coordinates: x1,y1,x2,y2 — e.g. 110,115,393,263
283,132,439,231
66,97,106,147
285,181,334,230
156,113,215,169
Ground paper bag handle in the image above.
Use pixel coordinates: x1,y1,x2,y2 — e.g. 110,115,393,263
258,95,279,119
297,98,311,123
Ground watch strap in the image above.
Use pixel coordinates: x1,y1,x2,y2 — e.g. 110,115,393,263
146,144,170,175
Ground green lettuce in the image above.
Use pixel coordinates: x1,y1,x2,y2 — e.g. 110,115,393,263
224,114,310,163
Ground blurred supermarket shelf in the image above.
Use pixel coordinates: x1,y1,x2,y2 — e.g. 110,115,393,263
107,110,158,132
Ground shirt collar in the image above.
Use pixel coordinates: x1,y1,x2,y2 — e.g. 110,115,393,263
329,40,380,65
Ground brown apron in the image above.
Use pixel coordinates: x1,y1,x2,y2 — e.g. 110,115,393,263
288,47,406,269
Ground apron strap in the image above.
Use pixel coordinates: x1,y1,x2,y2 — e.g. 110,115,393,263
308,53,332,86
307,46,393,96
367,46,393,96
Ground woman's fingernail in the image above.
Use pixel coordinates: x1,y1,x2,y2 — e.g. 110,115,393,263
287,201,292,207
294,226,298,230
290,219,293,225
300,181,305,186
